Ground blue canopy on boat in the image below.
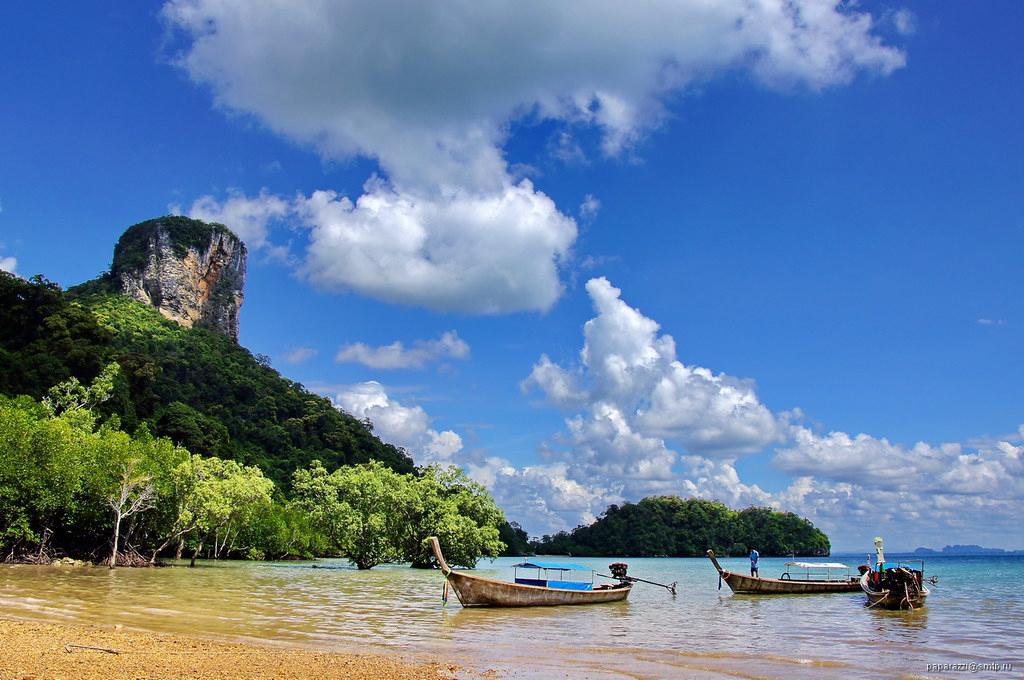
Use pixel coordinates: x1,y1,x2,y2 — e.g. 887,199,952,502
513,560,590,571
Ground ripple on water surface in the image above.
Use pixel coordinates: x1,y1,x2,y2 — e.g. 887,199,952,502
2,555,1023,678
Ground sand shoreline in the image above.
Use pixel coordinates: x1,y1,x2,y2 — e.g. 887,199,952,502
0,617,463,679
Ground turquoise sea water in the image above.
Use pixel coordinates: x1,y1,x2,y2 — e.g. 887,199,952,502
2,553,1022,678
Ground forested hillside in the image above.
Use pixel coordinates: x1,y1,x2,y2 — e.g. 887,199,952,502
0,271,508,566
1,268,831,564
533,496,831,557
0,272,413,487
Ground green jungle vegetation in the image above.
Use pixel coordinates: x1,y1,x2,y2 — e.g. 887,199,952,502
0,272,414,488
0,264,832,566
531,496,831,557
0,365,503,567
498,520,532,556
0,271,503,566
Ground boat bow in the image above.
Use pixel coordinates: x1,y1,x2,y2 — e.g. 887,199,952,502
706,549,726,576
428,536,451,574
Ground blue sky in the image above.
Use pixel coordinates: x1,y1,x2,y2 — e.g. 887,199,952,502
1,1,1021,550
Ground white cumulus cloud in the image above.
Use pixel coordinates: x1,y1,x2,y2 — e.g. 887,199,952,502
282,346,318,365
331,381,463,464
337,331,469,370
508,278,1024,548
507,277,785,532
163,0,904,179
776,427,1024,499
769,428,1024,550
180,188,291,260
163,0,905,313
0,256,16,275
298,181,576,313
579,194,601,223
525,277,784,455
890,8,918,36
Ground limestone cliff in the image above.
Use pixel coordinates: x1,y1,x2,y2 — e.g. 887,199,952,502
111,216,246,341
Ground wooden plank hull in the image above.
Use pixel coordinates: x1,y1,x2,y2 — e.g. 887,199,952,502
446,570,631,607
706,550,859,594
428,537,630,608
719,571,860,594
860,572,929,610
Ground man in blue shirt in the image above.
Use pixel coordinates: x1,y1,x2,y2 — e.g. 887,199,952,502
750,548,759,577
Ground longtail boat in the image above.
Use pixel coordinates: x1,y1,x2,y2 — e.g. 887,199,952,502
428,537,631,607
860,537,931,610
706,549,861,594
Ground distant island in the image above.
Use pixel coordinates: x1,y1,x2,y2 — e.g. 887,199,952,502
913,544,1024,556
517,496,832,558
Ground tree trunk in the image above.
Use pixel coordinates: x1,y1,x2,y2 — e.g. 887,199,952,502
175,537,184,560
150,531,180,565
38,528,52,563
125,514,138,546
110,510,123,569
190,540,203,568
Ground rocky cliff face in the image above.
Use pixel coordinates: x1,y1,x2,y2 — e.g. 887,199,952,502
112,216,246,341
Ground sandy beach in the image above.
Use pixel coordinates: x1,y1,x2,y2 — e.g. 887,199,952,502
0,618,460,680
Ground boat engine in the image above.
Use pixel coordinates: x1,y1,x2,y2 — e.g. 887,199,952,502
609,562,629,581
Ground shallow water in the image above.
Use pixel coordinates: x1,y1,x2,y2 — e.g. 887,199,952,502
2,554,1021,678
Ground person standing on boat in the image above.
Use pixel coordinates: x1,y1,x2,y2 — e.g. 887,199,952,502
749,549,759,577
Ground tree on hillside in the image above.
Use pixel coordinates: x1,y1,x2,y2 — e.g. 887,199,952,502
234,499,326,561
404,465,505,568
43,361,120,424
293,460,413,569
146,453,205,564
154,401,231,459
498,521,531,556
2,272,417,492
0,273,113,400
185,457,274,566
86,409,180,568
0,395,94,558
107,459,155,568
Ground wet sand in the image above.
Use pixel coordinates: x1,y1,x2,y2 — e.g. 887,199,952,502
0,618,459,679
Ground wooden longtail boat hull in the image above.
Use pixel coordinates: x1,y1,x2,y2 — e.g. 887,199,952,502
706,550,861,594
429,538,631,607
859,572,929,610
445,570,631,607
